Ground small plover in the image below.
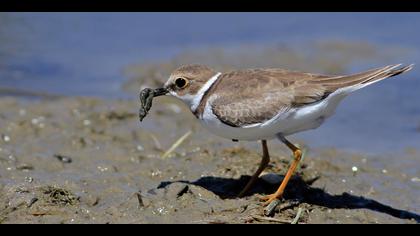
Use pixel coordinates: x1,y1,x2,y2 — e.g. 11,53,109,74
150,63,413,205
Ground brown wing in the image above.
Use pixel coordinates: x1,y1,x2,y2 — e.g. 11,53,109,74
210,64,412,127
210,69,328,127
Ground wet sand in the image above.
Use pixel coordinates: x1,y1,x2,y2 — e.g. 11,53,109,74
0,96,418,224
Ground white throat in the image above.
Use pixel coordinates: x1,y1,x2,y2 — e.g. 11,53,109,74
171,72,221,112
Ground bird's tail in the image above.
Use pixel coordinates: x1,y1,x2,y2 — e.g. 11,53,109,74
312,64,414,94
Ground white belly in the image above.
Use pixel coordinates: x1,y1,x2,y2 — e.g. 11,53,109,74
199,91,349,141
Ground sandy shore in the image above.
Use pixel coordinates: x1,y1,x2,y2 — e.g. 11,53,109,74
0,96,419,224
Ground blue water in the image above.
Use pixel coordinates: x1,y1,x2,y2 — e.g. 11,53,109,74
0,12,419,154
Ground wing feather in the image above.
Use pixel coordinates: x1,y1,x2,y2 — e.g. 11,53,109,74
210,64,412,127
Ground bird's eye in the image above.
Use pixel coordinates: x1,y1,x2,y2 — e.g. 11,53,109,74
175,77,188,88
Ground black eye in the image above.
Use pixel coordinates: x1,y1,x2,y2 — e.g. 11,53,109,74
175,77,187,88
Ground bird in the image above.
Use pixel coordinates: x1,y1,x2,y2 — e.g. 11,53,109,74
151,63,413,205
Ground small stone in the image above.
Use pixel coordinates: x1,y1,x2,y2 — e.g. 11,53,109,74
411,177,420,182
19,109,26,116
8,155,16,161
16,164,34,171
25,177,34,183
155,206,169,215
54,154,72,163
151,170,162,177
83,119,91,126
260,172,282,185
136,145,144,151
351,166,358,176
2,135,10,142
382,169,388,174
97,166,109,172
31,118,39,125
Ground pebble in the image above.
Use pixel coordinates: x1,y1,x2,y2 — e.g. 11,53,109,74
54,154,73,163
260,172,282,185
382,169,388,174
9,154,16,160
411,177,420,182
19,109,26,116
97,166,109,172
136,145,144,151
31,118,37,125
2,134,10,142
31,117,40,125
156,206,168,215
83,119,91,126
191,147,201,153
16,164,34,171
31,116,45,128
151,170,162,177
25,177,34,183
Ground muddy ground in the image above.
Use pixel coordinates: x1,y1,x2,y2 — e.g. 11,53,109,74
0,96,419,224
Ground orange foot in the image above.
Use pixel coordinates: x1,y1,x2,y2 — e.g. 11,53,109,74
258,193,283,206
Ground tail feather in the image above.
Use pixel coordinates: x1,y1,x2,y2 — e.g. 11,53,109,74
359,64,413,87
311,64,414,93
381,64,414,79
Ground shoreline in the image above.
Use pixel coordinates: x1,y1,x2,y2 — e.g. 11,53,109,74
0,96,418,223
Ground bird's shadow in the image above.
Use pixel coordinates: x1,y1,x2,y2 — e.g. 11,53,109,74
158,175,420,223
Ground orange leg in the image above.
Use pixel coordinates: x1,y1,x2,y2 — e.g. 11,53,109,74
260,136,302,206
238,140,270,198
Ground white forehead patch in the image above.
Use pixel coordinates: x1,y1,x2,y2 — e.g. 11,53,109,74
168,72,221,112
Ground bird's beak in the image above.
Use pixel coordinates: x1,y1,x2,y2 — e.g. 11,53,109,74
153,87,168,97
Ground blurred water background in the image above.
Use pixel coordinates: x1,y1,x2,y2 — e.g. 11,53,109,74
0,12,419,154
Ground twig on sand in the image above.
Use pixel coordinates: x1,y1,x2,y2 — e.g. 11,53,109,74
135,192,144,208
161,130,192,159
264,199,301,216
291,207,304,224
264,199,282,216
251,215,291,224
150,133,163,151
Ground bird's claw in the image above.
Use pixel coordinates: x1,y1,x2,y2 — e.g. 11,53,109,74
258,193,282,206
